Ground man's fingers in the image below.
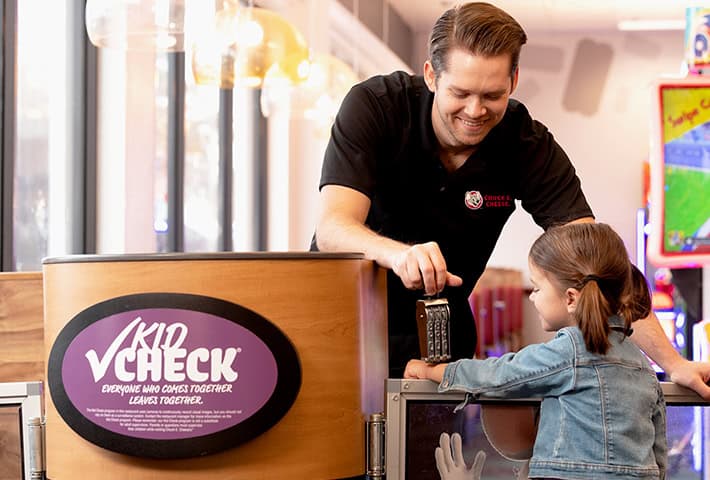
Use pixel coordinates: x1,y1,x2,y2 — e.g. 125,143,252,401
392,242,459,294
404,254,424,289
446,272,463,287
411,246,439,295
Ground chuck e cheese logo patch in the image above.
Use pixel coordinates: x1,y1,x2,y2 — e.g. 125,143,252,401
47,292,301,459
465,190,513,210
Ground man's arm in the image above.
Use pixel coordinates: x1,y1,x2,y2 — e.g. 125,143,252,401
631,310,710,399
565,216,595,225
315,185,462,295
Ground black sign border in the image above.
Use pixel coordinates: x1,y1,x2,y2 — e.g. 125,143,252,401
48,292,302,459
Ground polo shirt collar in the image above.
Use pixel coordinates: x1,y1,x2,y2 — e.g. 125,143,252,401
418,86,438,154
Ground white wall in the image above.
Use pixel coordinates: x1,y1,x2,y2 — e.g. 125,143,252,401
488,30,684,282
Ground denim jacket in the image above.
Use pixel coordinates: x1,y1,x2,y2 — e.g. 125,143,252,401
439,316,667,479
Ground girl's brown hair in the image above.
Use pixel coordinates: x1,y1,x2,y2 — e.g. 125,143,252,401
428,2,527,81
528,223,651,355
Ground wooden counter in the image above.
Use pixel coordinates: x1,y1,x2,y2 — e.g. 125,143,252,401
43,253,387,479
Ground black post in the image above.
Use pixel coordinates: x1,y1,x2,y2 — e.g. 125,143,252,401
166,52,185,252
218,87,234,251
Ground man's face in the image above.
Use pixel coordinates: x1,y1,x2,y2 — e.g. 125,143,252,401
424,48,518,152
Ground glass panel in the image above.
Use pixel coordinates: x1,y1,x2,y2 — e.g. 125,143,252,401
181,4,219,253
153,53,170,252
183,78,219,252
0,404,22,478
14,0,63,270
97,48,161,254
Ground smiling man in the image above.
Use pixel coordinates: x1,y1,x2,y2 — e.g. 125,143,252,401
311,2,710,397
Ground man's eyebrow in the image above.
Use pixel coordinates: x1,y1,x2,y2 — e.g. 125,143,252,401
449,85,508,96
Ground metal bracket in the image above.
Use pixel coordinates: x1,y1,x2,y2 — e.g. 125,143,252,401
366,412,386,478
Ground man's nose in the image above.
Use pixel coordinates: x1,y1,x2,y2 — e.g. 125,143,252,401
464,97,485,117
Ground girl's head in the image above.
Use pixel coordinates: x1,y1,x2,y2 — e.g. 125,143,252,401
528,223,651,355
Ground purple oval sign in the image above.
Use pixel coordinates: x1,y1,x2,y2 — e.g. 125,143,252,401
48,293,301,458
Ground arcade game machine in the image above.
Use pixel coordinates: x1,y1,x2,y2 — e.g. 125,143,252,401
645,9,710,476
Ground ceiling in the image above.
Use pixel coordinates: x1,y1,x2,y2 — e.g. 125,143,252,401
387,0,701,34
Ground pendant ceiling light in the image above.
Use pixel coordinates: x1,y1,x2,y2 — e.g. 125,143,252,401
85,0,186,52
192,5,310,89
261,52,359,127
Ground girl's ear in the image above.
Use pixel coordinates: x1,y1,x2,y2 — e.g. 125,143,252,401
565,288,580,313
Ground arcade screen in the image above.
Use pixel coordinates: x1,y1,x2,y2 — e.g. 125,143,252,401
649,79,710,267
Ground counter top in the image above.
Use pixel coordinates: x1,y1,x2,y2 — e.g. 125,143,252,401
43,251,365,264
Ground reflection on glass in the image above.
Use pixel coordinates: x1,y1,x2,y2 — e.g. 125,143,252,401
153,53,170,252
15,0,54,270
183,81,219,252
153,25,220,252
0,405,22,477
406,402,705,479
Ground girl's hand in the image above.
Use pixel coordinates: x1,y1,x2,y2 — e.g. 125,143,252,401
404,359,448,382
404,359,430,379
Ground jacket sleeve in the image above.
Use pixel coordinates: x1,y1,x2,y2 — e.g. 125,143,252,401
652,384,668,480
438,330,577,398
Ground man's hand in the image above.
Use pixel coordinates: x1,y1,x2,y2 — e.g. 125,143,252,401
435,432,486,480
669,359,710,400
391,241,463,295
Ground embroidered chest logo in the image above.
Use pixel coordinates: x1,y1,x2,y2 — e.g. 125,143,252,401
464,190,483,210
465,191,514,210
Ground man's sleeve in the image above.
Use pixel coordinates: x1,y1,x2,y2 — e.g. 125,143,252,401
515,115,594,229
319,84,385,197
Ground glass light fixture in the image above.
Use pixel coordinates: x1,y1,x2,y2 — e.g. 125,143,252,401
85,0,186,52
261,52,359,130
192,5,310,89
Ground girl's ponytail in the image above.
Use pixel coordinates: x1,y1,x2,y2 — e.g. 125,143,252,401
574,278,612,354
618,264,652,332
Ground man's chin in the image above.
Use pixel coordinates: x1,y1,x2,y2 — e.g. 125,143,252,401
454,131,487,148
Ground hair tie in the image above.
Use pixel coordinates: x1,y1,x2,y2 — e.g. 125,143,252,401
582,275,602,285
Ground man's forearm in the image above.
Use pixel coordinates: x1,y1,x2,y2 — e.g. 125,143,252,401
316,216,408,269
630,310,684,375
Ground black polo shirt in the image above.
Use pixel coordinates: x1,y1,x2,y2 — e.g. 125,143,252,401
318,71,593,376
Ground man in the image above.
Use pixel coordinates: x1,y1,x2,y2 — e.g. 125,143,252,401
312,2,710,397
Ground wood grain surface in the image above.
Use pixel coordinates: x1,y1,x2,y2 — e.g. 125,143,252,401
0,272,44,383
43,257,387,479
0,272,44,479
0,406,22,480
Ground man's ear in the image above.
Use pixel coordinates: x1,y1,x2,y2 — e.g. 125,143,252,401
510,67,520,94
565,288,580,313
423,60,436,93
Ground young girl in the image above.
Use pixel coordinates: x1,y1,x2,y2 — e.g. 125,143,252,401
405,223,667,480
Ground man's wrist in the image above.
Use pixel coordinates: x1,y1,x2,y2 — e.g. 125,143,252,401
664,356,688,379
